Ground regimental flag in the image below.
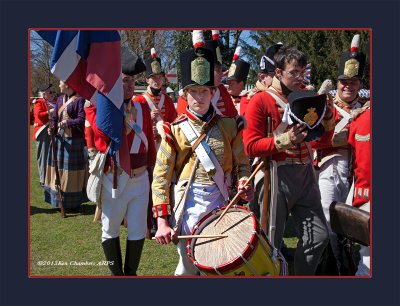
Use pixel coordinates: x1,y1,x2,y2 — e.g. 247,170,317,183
303,63,311,85
165,68,178,84
36,30,129,173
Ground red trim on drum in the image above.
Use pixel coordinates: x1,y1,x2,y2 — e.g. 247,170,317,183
187,205,262,275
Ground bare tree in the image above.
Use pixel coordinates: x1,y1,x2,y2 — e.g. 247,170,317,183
30,30,59,97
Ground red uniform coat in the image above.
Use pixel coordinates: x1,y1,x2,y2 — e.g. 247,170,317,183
84,100,156,175
348,108,371,207
311,97,362,159
243,87,310,163
32,98,55,140
133,92,177,123
176,84,238,117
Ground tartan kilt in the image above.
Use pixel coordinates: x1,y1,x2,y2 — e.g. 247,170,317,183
44,135,89,209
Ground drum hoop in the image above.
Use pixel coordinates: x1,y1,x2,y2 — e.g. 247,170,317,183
187,205,263,275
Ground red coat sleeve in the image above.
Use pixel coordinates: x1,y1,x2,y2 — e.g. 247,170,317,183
84,105,110,153
242,93,280,158
348,109,371,207
33,99,49,123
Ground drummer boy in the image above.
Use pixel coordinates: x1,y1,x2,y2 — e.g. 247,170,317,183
152,30,254,276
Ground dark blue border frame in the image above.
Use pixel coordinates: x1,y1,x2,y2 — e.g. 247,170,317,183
1,0,399,305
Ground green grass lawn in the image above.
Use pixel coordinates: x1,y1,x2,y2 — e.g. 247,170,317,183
29,126,335,277
29,127,178,277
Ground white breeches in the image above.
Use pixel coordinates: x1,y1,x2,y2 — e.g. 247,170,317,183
101,170,149,242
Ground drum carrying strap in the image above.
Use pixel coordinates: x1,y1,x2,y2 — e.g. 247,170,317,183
178,119,229,202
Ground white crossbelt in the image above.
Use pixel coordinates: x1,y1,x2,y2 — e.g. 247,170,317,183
178,119,229,201
143,93,165,122
334,102,361,133
126,101,148,153
210,88,223,116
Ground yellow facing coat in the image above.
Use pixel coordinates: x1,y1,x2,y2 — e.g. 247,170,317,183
152,108,250,218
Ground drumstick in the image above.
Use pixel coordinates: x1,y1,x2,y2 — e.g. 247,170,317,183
214,161,265,227
152,234,228,240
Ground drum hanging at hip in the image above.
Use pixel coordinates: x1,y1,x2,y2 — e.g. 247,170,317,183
187,205,288,276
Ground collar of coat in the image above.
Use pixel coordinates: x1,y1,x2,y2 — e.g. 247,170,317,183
184,105,217,123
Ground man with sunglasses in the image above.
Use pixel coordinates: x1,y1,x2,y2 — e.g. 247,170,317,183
32,84,57,188
243,45,334,275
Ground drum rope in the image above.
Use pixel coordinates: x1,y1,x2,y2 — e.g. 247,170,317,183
213,266,223,276
255,231,280,275
254,231,273,258
239,254,260,276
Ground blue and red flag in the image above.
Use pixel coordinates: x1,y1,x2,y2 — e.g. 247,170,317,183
36,30,129,173
303,63,311,85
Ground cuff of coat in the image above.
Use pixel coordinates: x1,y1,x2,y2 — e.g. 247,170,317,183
321,116,335,131
237,178,249,188
274,133,293,152
152,204,172,218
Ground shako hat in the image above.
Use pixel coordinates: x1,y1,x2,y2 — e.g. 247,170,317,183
258,42,283,74
227,46,250,83
145,47,163,78
121,46,146,76
285,90,327,142
338,34,366,80
204,30,225,69
39,84,52,92
180,30,215,89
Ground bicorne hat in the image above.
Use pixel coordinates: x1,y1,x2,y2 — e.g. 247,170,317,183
39,84,52,92
121,46,146,76
258,43,283,74
284,90,327,142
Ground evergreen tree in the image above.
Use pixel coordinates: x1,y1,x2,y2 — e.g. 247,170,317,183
240,30,370,90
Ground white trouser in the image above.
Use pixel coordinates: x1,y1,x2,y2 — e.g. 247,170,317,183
175,182,225,276
101,170,149,242
355,202,371,276
318,156,350,270
318,156,350,225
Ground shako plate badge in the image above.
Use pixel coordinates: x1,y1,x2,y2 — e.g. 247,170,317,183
191,57,210,85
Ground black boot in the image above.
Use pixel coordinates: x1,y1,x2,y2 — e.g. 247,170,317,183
124,239,145,276
102,237,124,276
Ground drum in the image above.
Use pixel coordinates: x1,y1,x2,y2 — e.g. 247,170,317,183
187,205,288,276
